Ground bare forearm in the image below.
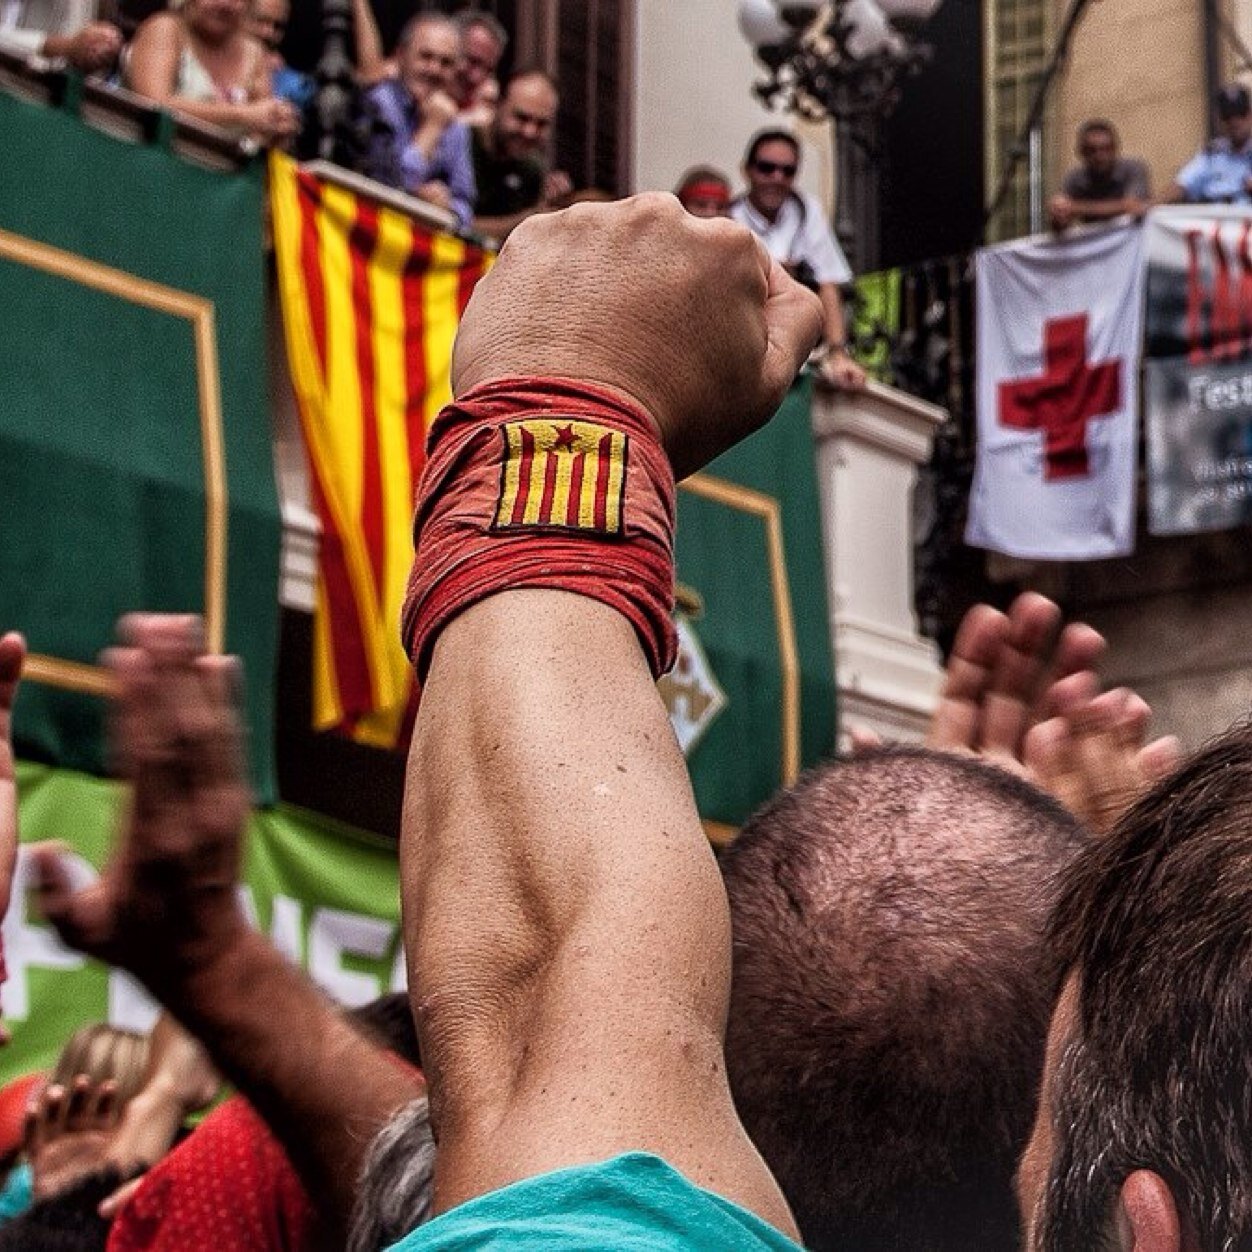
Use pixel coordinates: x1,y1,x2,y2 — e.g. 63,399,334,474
403,592,732,1189
352,0,386,82
164,930,421,1228
143,95,252,133
818,282,847,347
1067,198,1139,219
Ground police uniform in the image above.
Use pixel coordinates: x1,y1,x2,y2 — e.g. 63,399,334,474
1175,137,1252,205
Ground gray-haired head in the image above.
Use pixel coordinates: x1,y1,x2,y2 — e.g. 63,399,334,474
348,1096,436,1252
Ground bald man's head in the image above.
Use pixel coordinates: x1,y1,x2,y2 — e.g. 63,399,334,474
493,70,559,161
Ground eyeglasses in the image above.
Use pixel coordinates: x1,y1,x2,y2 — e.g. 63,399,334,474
417,50,459,69
752,159,797,178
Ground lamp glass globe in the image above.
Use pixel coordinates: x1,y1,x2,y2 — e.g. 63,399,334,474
737,0,790,46
876,0,942,23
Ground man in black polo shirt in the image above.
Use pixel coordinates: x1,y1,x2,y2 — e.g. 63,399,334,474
472,69,572,243
1049,119,1151,229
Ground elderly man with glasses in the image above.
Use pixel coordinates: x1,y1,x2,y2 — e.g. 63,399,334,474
358,12,476,228
730,128,865,392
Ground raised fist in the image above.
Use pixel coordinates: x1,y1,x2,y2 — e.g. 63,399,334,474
416,180,452,211
452,194,823,478
421,89,458,129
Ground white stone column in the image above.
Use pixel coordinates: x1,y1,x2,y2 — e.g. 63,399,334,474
811,380,948,744
267,277,319,615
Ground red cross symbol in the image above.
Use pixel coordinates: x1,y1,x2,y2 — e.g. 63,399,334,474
998,314,1121,481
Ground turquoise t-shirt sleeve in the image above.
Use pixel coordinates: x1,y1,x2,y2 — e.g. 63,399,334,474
387,1152,804,1251
0,1161,33,1223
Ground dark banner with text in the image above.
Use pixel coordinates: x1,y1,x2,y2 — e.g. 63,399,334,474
1145,207,1252,535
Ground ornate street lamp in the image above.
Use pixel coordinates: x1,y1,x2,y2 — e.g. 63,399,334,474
737,0,942,272
310,0,356,162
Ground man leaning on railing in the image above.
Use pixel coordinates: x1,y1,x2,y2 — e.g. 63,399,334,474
1049,118,1150,231
0,0,121,76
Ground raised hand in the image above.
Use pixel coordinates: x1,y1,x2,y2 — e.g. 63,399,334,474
0,632,25,1009
97,1013,221,1220
849,591,1179,836
1024,688,1181,836
452,194,824,477
33,615,251,1001
26,1075,120,1202
924,592,1105,771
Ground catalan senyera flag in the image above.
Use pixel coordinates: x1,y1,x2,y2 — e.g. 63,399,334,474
270,153,493,747
494,419,628,533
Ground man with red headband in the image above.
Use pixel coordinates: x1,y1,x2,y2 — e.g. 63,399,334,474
676,166,732,219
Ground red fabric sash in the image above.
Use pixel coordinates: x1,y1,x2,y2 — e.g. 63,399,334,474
401,377,677,693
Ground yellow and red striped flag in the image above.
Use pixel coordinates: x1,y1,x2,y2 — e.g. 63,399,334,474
494,419,628,533
269,153,493,747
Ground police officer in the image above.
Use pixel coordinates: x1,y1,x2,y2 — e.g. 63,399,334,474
1169,83,1252,204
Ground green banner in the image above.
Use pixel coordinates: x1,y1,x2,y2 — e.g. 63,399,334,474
668,379,836,829
0,85,282,798
1,762,403,1083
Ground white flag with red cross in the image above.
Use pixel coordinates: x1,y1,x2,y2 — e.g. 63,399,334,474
966,223,1146,560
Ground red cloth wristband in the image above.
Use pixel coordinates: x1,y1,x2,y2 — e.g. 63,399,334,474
401,377,677,691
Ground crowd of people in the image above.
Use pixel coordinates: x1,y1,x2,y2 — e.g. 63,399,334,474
1049,81,1252,230
11,6,1252,1250
0,2,574,244
1,191,1252,1251
0,0,871,390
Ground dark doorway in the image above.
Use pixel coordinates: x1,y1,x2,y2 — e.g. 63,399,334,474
878,2,985,269
283,1,519,75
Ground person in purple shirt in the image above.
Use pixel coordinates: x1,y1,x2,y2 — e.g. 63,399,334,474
359,13,476,229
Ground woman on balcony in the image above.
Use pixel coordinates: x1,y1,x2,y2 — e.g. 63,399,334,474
126,0,299,145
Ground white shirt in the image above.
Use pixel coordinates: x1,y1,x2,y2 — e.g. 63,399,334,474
0,0,98,56
731,191,853,286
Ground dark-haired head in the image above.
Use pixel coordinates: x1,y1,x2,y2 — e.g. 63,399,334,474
744,128,800,170
1025,722,1252,1250
723,746,1087,1251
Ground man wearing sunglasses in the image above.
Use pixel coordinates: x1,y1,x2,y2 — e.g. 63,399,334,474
731,129,865,392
